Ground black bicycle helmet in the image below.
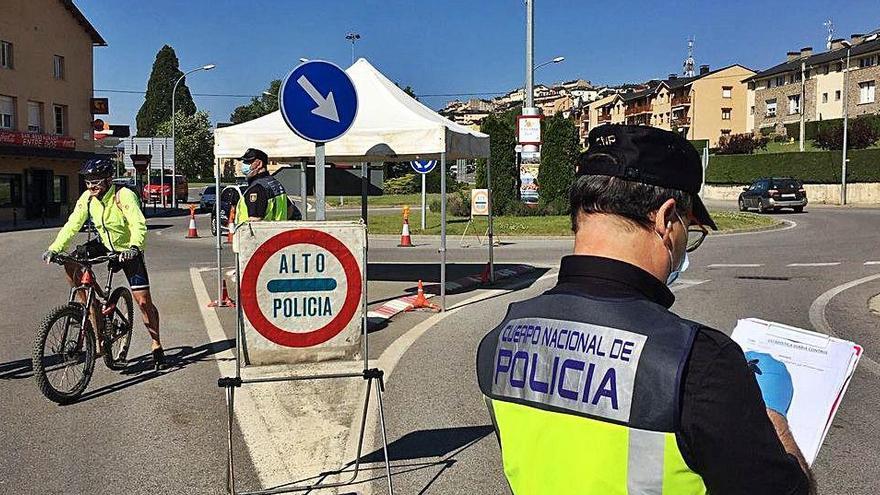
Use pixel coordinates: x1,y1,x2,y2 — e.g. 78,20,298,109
80,158,114,179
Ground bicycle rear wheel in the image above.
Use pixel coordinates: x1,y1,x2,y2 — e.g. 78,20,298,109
32,304,96,404
102,287,134,371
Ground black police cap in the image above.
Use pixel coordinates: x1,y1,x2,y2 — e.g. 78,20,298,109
577,125,716,230
239,148,269,164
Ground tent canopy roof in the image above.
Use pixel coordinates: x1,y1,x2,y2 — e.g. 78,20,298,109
214,59,490,162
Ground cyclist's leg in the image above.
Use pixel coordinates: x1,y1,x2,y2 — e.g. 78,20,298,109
121,256,161,350
63,261,103,349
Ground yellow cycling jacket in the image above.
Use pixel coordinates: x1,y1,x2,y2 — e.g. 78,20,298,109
49,185,146,253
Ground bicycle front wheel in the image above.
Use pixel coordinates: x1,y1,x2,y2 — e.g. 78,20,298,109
102,287,134,371
32,303,96,404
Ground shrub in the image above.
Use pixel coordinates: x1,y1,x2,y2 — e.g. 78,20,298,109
815,116,880,150
772,133,787,143
383,174,419,194
716,133,769,155
428,190,470,217
759,127,774,136
706,148,880,184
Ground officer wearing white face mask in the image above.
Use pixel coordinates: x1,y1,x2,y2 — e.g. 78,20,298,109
476,125,815,495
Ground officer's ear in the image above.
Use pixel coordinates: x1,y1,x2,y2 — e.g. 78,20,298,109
653,198,678,237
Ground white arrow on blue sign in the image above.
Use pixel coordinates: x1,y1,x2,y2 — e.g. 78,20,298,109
279,60,358,143
410,160,437,174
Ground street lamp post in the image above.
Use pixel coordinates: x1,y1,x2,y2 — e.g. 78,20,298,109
171,63,215,208
534,56,565,73
841,41,851,205
345,32,360,65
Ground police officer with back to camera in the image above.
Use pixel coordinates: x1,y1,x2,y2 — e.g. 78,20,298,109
235,148,295,222
476,125,816,495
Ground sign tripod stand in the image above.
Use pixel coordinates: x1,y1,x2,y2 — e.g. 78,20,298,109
219,223,394,495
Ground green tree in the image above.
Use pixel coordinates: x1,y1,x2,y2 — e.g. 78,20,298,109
394,82,418,100
538,115,579,214
815,116,880,150
477,109,519,215
230,79,282,124
136,45,197,136
156,111,214,180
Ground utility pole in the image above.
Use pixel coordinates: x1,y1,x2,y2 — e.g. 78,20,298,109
799,61,806,151
525,0,534,110
345,32,361,65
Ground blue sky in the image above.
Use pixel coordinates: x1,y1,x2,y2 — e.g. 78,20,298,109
80,0,880,133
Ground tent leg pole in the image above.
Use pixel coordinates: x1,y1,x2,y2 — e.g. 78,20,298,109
440,152,447,312
487,155,494,283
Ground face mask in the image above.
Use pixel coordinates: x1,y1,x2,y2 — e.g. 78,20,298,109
241,162,252,175
659,212,690,286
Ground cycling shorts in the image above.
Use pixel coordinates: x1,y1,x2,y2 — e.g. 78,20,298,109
81,239,150,291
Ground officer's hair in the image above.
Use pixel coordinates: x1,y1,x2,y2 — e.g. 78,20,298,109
569,174,693,233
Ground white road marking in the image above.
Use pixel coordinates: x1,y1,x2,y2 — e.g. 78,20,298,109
808,273,880,376
865,261,880,266
707,263,764,268
787,262,841,267
671,279,710,291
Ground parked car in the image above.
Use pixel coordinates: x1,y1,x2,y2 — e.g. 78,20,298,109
739,177,807,213
210,185,303,235
199,185,219,212
111,177,141,205
141,175,188,205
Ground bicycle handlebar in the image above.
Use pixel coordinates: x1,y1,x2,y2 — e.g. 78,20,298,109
52,252,120,266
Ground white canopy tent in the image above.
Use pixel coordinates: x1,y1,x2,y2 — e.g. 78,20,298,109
213,58,494,309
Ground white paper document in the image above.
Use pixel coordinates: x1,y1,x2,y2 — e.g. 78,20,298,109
730,318,862,465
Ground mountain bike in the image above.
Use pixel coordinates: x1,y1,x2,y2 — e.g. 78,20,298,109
32,248,135,404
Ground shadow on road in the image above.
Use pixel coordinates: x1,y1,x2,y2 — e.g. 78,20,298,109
259,425,495,494
1,339,234,405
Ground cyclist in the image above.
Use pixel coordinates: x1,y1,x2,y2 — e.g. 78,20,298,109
42,158,165,370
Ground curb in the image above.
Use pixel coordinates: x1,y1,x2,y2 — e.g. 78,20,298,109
366,264,535,323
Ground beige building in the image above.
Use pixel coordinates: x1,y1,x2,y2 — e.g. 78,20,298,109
583,65,755,146
746,31,880,135
0,0,105,223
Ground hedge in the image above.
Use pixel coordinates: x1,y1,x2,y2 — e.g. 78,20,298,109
689,139,709,151
783,115,880,141
706,148,880,184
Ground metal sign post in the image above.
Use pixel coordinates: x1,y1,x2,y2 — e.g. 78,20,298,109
279,60,358,222
410,160,437,231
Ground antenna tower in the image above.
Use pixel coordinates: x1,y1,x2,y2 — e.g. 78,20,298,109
683,37,695,77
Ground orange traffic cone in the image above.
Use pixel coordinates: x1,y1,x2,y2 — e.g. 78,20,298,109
398,217,413,247
407,280,439,311
186,205,199,238
225,206,236,244
208,279,236,308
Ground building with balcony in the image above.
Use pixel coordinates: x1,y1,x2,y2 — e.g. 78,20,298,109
0,0,105,222
745,30,880,136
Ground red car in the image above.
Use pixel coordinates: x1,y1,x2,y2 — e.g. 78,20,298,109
141,175,188,204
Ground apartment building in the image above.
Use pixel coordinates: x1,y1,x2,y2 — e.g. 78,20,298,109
584,65,755,146
746,31,880,135
0,0,105,222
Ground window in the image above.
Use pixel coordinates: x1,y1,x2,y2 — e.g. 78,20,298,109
750,105,755,115
789,74,795,84
721,129,732,137
823,64,830,75
788,95,800,114
836,62,843,72
53,55,65,80
859,81,876,104
765,99,777,117
0,95,14,129
0,40,12,69
776,76,785,86
0,174,23,206
53,104,67,135
53,175,68,204
722,86,732,98
27,101,42,133
859,56,877,68
835,90,842,101
822,93,828,103
721,108,732,120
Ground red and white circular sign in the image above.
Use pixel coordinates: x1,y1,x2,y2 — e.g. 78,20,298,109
240,229,362,347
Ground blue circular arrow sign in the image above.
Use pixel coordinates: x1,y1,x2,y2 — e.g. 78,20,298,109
279,60,358,143
410,160,437,174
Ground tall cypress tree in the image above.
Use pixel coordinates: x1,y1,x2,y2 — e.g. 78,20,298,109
477,109,519,215
135,45,197,136
538,115,579,214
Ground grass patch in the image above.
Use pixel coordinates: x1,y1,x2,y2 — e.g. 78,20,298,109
344,210,779,236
